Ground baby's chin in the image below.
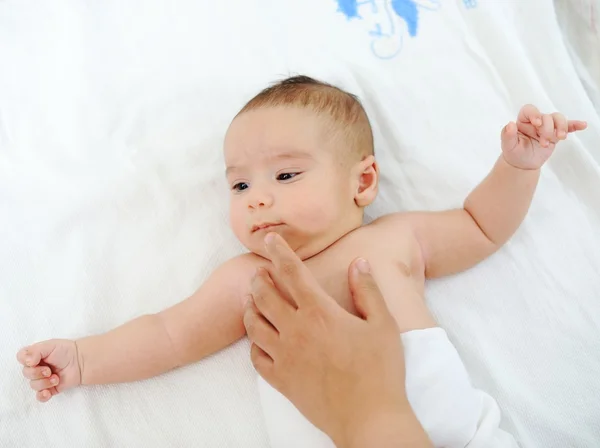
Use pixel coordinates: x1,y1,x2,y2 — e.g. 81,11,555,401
242,231,327,262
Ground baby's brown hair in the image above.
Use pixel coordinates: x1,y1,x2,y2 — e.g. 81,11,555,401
237,75,374,162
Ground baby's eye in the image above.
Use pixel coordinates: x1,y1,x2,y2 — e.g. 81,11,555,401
277,172,300,182
232,182,249,192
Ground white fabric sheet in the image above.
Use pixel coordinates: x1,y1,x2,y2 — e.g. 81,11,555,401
555,0,600,115
1,1,599,447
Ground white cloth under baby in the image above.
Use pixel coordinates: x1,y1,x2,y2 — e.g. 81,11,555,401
257,327,518,448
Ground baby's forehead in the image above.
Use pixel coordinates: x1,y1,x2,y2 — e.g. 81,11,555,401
224,108,333,159
226,106,329,137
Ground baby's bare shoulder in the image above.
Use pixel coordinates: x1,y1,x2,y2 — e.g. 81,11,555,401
193,252,266,301
359,213,425,273
218,252,266,281
363,212,417,241
230,251,267,269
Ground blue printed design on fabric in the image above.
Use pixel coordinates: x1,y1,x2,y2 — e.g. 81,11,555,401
391,0,419,37
337,0,361,19
336,0,477,59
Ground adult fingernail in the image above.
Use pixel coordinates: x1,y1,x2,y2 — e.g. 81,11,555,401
25,356,33,366
43,369,51,377
356,258,370,273
51,377,58,385
264,233,276,247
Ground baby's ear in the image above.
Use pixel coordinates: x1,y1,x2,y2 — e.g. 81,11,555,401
354,155,379,207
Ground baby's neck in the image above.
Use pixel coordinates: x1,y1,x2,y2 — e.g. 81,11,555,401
298,218,364,262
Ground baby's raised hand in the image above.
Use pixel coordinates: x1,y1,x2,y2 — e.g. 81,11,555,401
501,104,587,170
16,339,82,402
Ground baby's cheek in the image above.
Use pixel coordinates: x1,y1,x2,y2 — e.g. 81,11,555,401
293,203,336,233
229,207,247,240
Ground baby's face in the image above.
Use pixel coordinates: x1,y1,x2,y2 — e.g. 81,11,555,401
224,106,361,260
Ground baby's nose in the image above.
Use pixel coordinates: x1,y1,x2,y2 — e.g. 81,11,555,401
248,191,274,209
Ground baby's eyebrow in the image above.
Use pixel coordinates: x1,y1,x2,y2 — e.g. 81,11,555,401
271,150,313,160
225,150,313,176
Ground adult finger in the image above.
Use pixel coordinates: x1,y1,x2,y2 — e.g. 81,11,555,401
567,120,588,133
264,233,325,308
518,104,542,127
551,113,568,140
251,268,295,330
250,343,277,387
348,258,391,323
243,298,280,358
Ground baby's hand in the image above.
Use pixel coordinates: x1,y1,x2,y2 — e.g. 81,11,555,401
16,339,82,402
501,104,587,170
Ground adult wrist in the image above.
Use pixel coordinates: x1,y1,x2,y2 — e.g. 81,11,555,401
334,406,431,448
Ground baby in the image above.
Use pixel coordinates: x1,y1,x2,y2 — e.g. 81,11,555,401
17,76,587,447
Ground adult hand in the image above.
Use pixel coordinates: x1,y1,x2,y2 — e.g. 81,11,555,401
243,233,431,448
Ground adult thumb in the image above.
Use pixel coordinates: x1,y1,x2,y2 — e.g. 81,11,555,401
348,258,389,321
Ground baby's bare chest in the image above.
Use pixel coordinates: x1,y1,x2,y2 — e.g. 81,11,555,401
270,225,435,331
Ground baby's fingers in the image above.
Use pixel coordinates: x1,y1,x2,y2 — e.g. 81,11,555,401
36,390,52,403
539,114,555,146
23,366,52,380
551,113,568,140
567,120,588,133
36,387,59,403
30,374,59,392
16,347,41,367
519,104,543,126
16,341,55,367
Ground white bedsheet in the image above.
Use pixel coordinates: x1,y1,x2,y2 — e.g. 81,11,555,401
1,1,599,447
554,0,600,115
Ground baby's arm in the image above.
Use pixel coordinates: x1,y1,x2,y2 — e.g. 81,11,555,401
404,105,587,278
72,256,251,386
405,157,538,278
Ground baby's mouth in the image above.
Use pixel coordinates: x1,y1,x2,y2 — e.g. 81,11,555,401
251,222,283,233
